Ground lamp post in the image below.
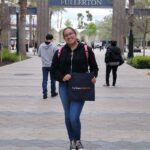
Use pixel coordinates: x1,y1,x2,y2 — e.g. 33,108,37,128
128,0,134,58
16,6,20,55
32,16,35,48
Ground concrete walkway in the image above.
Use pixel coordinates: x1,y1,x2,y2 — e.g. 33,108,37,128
0,50,150,150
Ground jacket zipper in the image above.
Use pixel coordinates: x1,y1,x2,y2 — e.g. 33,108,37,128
70,51,74,73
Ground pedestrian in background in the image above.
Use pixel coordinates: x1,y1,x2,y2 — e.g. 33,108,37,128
51,27,99,150
38,34,58,99
104,40,124,86
10,39,15,50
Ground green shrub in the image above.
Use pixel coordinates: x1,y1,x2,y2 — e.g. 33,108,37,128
20,54,30,60
127,56,150,69
1,48,19,62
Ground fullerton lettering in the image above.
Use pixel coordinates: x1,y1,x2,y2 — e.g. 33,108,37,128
61,0,103,6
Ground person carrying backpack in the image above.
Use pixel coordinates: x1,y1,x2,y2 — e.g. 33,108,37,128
104,40,124,87
51,27,99,150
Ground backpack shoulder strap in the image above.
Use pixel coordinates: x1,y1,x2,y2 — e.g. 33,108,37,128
58,45,88,60
84,44,88,61
58,47,63,58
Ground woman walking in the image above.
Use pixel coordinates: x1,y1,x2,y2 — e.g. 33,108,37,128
51,27,99,150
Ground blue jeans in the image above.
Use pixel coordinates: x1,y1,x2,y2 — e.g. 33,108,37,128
59,82,85,141
42,67,56,96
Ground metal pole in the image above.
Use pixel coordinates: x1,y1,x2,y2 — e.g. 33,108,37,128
16,10,19,55
33,16,35,48
128,0,134,58
128,29,134,58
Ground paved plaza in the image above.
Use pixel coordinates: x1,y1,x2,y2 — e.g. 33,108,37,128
0,50,150,150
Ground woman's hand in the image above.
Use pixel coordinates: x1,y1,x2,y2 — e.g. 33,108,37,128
63,74,71,81
91,77,96,84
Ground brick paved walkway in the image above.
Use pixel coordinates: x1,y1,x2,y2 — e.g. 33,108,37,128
0,50,150,150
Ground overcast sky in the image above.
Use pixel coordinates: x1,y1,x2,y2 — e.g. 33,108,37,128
52,8,113,30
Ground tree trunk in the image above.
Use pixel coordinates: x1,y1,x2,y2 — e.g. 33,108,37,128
37,0,49,47
0,31,2,49
1,0,5,3
142,33,146,56
60,11,62,29
19,0,27,56
49,10,53,32
112,0,126,53
0,30,2,62
0,3,10,49
29,14,32,47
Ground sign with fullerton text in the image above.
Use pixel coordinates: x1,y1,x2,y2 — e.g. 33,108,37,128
48,0,113,8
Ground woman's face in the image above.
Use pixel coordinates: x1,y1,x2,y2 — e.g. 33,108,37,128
63,29,77,45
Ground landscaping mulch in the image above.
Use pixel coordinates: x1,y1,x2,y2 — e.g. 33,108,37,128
0,61,13,67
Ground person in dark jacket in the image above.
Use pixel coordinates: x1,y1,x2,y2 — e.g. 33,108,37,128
51,27,99,150
104,40,123,86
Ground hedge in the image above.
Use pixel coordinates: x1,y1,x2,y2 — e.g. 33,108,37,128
0,48,29,63
127,56,150,69
1,48,19,62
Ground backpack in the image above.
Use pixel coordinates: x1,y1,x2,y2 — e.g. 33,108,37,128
58,44,88,62
105,47,121,63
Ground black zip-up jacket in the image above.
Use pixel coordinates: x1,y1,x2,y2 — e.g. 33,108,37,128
51,42,99,82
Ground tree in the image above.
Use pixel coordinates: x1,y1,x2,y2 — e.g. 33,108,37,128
84,22,97,44
86,10,93,21
53,7,65,28
0,0,10,49
134,0,150,56
77,10,93,29
22,0,65,31
19,0,27,55
49,7,65,30
49,7,65,43
64,19,73,27
96,15,112,40
77,13,84,29
0,0,10,62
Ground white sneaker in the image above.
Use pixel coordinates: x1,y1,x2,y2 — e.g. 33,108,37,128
70,140,76,150
76,140,84,150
